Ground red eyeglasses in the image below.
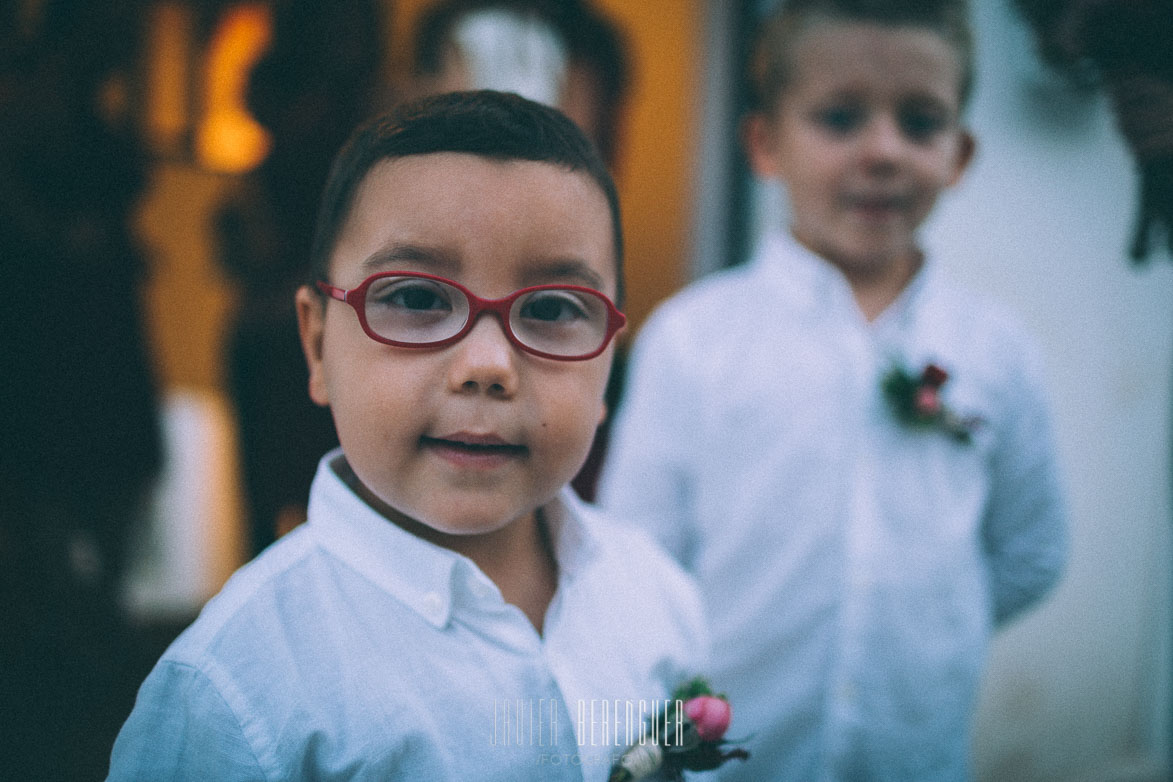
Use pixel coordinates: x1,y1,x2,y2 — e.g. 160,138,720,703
317,271,626,361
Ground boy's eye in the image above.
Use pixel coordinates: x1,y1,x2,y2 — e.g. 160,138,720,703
371,279,453,312
898,106,949,142
516,290,590,323
813,104,864,135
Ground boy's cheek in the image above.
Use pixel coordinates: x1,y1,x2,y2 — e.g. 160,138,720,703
584,356,613,428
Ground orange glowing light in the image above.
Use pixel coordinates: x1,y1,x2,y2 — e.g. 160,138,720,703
196,3,273,173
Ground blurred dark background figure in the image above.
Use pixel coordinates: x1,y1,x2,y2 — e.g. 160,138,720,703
552,0,630,171
409,0,631,500
1012,0,1173,263
216,0,387,556
0,0,163,778
410,0,629,169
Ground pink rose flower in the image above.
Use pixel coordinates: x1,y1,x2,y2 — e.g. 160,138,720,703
915,387,941,415
684,695,732,742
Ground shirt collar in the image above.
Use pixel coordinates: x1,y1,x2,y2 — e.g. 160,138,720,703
543,486,601,581
306,449,601,629
754,228,937,328
754,229,854,314
874,255,937,333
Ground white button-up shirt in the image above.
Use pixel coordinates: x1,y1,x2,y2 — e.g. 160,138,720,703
599,231,1067,782
108,450,706,781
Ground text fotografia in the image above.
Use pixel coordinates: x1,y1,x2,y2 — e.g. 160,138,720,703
490,699,687,748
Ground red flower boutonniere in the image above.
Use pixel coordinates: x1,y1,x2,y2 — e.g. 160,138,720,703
881,360,982,444
608,677,750,781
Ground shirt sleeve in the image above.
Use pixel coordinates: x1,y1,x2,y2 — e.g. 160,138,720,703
106,660,268,782
981,335,1069,626
598,309,701,568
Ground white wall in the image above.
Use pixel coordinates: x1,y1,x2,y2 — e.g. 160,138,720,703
928,3,1173,780
721,1,1173,779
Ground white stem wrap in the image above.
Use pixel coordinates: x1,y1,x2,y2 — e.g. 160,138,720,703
619,741,664,779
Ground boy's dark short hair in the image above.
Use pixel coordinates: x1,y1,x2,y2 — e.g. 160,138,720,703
310,89,625,305
748,0,975,115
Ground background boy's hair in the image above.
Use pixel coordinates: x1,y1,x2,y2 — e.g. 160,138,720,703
748,0,975,115
309,89,625,305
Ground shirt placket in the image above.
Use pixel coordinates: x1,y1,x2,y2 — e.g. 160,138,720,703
539,587,603,781
824,307,885,780
464,581,586,781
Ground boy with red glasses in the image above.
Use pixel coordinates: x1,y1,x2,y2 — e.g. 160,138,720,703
108,91,704,780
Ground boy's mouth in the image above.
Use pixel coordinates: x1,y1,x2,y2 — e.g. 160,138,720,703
845,193,909,217
420,433,529,465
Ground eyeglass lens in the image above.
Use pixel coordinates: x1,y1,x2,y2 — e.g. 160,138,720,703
363,275,611,357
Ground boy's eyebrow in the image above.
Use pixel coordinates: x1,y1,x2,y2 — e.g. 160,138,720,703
519,258,607,290
360,244,458,275
360,245,608,291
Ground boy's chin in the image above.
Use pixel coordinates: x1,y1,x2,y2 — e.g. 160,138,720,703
379,493,542,546
336,455,560,545
826,238,922,278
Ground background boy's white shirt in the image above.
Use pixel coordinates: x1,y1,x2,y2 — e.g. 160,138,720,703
598,230,1067,781
108,449,706,782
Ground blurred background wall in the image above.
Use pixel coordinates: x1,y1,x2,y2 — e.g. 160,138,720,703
3,0,1169,779
931,4,1172,780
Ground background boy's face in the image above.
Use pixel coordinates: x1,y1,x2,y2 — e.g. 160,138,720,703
297,153,616,537
746,22,974,278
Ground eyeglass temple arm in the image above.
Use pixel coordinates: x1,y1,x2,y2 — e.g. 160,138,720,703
315,281,349,302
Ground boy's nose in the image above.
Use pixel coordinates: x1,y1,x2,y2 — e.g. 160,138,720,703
859,115,907,169
446,313,520,398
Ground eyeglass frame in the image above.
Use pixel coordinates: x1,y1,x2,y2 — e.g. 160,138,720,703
315,271,627,361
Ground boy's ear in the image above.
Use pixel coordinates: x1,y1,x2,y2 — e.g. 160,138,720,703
295,286,330,407
742,112,784,178
949,129,977,186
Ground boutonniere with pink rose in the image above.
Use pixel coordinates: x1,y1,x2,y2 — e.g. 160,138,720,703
608,677,750,781
881,360,983,444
